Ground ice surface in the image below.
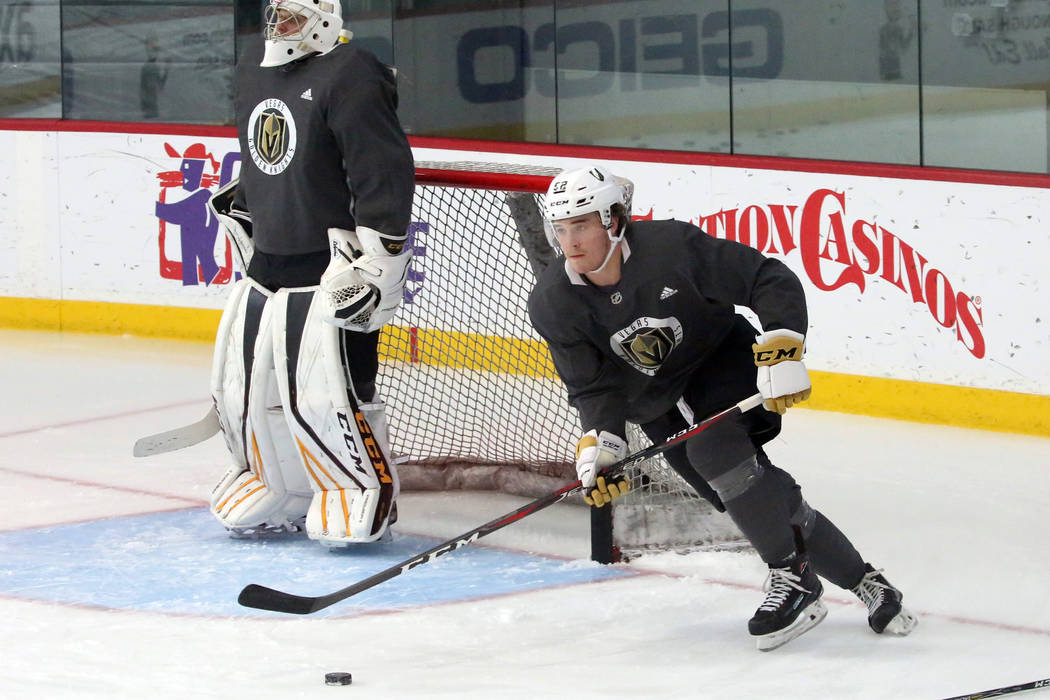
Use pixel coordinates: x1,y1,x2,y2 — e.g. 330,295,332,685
1,330,1048,699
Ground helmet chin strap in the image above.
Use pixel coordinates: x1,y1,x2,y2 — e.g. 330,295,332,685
586,220,625,276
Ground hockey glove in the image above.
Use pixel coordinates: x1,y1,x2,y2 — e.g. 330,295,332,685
575,430,629,508
208,179,254,272
320,227,411,333
753,329,812,414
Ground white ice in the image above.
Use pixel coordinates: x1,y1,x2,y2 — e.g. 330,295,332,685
1,329,1048,700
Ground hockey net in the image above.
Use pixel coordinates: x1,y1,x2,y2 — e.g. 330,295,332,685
376,161,743,561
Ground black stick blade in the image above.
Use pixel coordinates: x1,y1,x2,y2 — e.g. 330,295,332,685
238,584,320,615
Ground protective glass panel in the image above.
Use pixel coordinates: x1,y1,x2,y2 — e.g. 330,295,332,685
731,0,921,164
551,0,731,152
345,0,394,65
920,0,1050,173
390,0,557,142
0,0,62,118
60,0,235,124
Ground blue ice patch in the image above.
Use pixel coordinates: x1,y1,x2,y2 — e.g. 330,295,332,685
0,508,634,618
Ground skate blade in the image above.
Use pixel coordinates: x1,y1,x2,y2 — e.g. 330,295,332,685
312,528,394,548
882,607,918,636
227,525,303,540
227,517,305,540
755,599,828,652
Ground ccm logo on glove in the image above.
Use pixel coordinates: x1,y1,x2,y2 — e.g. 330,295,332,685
574,429,629,508
753,329,812,415
753,339,802,365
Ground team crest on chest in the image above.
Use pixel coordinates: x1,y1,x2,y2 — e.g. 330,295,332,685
247,98,297,175
610,316,683,376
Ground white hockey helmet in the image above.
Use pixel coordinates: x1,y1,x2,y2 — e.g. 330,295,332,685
261,0,343,67
543,165,634,250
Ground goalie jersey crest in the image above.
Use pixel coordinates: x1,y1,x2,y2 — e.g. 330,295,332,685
247,98,297,175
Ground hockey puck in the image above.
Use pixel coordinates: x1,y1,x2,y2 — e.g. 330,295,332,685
325,672,353,686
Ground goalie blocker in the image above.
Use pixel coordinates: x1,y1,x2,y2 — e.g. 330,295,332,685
209,276,398,545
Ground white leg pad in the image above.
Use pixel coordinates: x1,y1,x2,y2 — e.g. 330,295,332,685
271,288,399,546
208,279,312,532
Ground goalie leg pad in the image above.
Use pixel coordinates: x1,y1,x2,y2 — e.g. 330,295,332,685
271,288,399,546
209,279,312,532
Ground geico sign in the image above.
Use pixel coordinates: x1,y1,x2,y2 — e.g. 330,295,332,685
456,9,783,104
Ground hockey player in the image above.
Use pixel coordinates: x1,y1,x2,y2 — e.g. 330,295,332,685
205,0,415,547
527,165,918,650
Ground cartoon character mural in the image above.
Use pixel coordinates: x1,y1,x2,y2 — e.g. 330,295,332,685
155,143,241,286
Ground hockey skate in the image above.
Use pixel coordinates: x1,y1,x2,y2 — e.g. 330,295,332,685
316,503,398,548
226,516,306,540
748,554,827,651
851,564,918,635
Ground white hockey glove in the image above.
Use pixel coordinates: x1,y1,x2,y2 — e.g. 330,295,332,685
575,429,629,508
753,329,812,414
208,178,254,272
320,226,411,333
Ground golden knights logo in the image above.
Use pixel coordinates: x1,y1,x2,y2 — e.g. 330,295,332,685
610,316,684,376
247,98,297,175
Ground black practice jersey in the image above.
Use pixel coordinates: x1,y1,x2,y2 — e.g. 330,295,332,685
528,219,807,436
233,42,415,256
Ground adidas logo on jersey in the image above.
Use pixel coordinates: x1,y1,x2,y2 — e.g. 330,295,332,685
300,88,313,101
659,287,678,300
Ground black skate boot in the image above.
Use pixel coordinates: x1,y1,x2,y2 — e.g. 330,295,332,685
851,563,918,635
748,553,827,651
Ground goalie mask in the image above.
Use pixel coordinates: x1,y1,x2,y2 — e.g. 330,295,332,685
261,0,343,67
543,165,634,274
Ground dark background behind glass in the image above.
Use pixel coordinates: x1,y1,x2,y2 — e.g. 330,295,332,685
1,0,1047,174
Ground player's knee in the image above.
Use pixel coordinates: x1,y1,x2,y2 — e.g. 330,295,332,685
707,454,765,503
684,414,756,482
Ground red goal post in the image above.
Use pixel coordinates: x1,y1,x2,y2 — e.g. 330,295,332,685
414,161,562,192
379,161,743,562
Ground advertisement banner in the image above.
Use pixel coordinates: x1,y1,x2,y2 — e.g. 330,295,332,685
52,131,241,308
411,145,1048,396
0,129,1047,398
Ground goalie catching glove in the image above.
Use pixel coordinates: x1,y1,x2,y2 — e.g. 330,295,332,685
753,329,812,414
575,430,629,507
208,178,254,273
320,226,411,333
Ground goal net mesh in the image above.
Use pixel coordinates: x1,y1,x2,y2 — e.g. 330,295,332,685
376,161,743,559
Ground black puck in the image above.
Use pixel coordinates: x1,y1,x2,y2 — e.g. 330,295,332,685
325,672,353,686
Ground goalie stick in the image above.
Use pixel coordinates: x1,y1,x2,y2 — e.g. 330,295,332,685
941,678,1050,700
132,407,220,457
237,392,763,615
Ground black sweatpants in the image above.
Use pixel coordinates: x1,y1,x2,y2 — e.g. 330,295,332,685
639,318,866,589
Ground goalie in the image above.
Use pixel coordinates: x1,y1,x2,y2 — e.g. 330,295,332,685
528,165,918,650
205,0,414,547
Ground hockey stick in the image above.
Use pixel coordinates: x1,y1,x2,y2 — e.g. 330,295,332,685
132,407,220,457
941,678,1050,700
237,392,763,615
